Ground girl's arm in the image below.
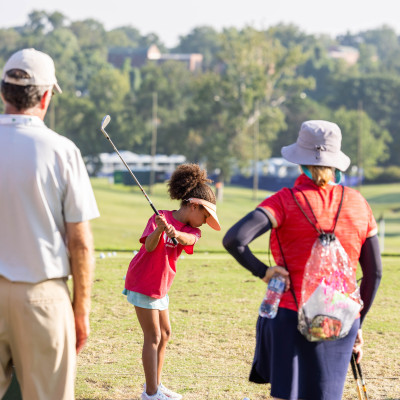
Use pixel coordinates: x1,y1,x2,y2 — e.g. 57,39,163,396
145,214,198,250
164,224,197,246
144,225,164,252
145,214,169,252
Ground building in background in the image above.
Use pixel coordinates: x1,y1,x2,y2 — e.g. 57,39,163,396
108,45,203,72
91,151,186,184
328,45,360,65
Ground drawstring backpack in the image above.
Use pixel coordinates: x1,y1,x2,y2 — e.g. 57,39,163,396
275,186,363,342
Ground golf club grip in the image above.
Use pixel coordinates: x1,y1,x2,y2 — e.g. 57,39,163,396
150,204,179,246
350,356,358,380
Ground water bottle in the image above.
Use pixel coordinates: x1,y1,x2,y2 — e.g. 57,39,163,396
259,273,286,318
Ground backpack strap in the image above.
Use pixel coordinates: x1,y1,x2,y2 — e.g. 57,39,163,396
290,185,345,238
273,230,299,310
276,185,346,310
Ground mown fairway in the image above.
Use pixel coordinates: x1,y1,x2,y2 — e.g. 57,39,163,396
77,179,400,400
91,179,400,254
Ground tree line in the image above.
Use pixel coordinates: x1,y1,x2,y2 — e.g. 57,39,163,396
1,10,399,182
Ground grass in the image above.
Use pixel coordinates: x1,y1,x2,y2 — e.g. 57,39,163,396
91,178,400,254
76,253,400,400
76,178,400,399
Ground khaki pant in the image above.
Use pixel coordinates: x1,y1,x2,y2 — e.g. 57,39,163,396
0,276,76,400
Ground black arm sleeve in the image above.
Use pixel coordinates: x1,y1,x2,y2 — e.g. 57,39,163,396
222,208,272,278
358,235,383,325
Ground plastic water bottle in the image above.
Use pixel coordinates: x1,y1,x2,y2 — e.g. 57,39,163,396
259,273,286,318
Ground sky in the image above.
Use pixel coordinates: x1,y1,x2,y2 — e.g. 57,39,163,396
1,0,400,47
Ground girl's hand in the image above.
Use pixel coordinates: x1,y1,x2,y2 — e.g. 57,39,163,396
145,214,171,252
164,224,178,239
262,266,290,291
155,214,169,231
353,329,364,363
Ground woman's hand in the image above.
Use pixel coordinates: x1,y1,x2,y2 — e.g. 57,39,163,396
353,329,364,363
262,266,290,291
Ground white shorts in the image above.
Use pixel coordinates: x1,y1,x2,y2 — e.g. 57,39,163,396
123,288,169,310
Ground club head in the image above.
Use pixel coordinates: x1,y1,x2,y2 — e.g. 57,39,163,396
101,115,111,138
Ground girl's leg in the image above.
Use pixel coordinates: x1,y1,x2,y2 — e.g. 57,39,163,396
135,306,161,396
157,309,171,384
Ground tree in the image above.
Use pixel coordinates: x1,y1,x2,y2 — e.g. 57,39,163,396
47,11,67,30
329,74,400,165
0,28,21,62
132,61,193,154
69,19,106,50
173,26,222,70
271,96,332,156
185,27,314,180
51,94,100,156
41,28,80,91
185,71,233,176
333,107,391,178
338,26,400,73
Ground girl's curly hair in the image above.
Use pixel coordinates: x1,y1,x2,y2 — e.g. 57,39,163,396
168,163,216,205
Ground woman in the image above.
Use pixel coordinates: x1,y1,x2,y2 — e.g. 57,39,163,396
223,120,382,400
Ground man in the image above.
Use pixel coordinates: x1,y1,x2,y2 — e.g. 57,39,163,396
0,48,100,400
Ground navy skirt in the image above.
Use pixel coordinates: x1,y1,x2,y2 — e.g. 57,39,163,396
250,308,360,400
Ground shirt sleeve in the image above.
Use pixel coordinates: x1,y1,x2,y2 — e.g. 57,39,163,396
364,198,378,238
139,214,157,244
182,227,201,254
257,189,287,228
63,145,100,223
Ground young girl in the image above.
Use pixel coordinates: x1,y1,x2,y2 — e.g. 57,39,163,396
123,164,220,400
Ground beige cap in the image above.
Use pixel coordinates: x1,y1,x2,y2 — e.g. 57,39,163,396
2,48,62,93
187,198,221,231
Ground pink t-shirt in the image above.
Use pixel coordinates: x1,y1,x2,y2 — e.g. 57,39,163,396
124,210,201,298
257,174,378,312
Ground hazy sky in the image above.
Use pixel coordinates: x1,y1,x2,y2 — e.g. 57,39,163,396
1,0,399,47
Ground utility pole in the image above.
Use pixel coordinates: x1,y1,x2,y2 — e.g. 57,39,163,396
149,92,157,194
357,101,363,190
252,101,260,201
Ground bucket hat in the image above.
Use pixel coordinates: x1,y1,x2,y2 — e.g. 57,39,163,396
2,48,62,93
281,120,350,171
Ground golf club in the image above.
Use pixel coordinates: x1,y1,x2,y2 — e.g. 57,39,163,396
100,115,178,246
354,354,369,399
351,353,369,400
350,354,363,400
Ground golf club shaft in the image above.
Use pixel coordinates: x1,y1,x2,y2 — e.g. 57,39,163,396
355,357,369,400
101,118,178,245
351,355,363,400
